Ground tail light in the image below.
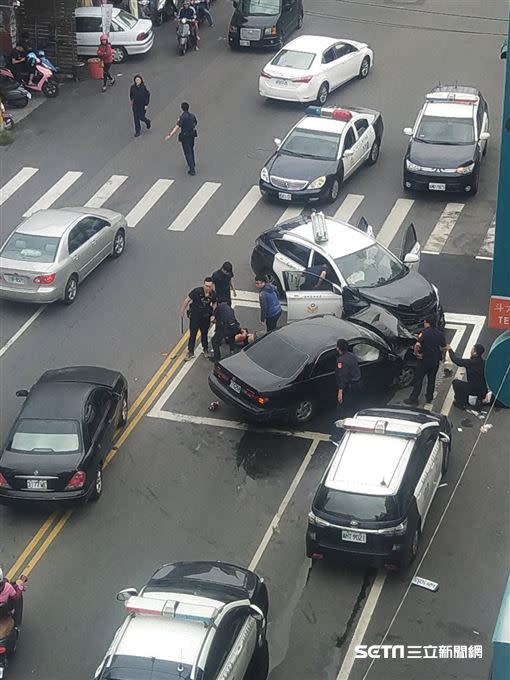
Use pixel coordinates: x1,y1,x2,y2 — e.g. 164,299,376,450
136,32,148,41
0,472,10,488
0,645,6,654
65,471,86,490
292,75,313,83
213,364,231,384
33,273,56,285
242,387,269,406
260,71,272,79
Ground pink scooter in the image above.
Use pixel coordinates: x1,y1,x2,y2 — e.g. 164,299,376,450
0,60,58,98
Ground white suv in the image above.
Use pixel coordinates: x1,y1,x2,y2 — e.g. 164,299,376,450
94,561,269,680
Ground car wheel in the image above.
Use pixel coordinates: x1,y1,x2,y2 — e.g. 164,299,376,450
398,364,415,389
441,439,450,475
62,275,78,305
366,139,380,165
358,56,370,79
112,46,127,63
316,82,329,105
403,523,420,567
297,9,304,29
291,399,315,424
246,638,269,680
111,228,125,258
327,177,340,203
90,466,103,501
467,170,479,196
119,390,128,427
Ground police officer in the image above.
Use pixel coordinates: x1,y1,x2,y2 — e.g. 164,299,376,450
212,261,237,305
333,338,361,431
405,316,447,405
166,102,198,175
210,301,241,362
180,277,216,360
302,263,330,290
447,343,488,408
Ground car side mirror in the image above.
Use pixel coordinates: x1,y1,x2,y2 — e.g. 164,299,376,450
117,587,137,601
16,389,29,398
249,604,265,622
480,131,490,141
343,148,354,158
403,127,413,136
439,432,451,444
274,137,282,147
403,252,420,265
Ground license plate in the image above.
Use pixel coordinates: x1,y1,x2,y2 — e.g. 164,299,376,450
342,529,366,543
27,479,47,490
278,192,292,201
429,182,446,191
4,274,25,285
275,79,288,86
229,379,241,394
239,39,250,47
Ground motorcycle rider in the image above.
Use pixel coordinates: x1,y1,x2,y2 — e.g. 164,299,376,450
178,1,199,50
0,567,26,616
9,44,26,84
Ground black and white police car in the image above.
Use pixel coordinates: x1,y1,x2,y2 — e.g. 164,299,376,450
306,407,452,569
259,106,383,204
251,211,444,333
94,561,269,680
403,85,490,195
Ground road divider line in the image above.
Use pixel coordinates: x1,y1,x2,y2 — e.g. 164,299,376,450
85,174,129,208
0,167,38,207
423,203,464,254
126,179,174,228
168,182,221,232
0,306,45,358
277,206,303,225
6,512,60,580
476,216,495,260
376,198,414,248
217,186,261,236
21,511,73,577
23,171,83,217
334,194,364,222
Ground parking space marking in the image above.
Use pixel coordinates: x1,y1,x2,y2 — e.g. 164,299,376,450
85,174,128,208
0,305,45,358
23,171,83,217
476,215,495,260
168,182,221,231
334,194,365,222
0,166,38,207
423,203,464,255
376,198,414,248
217,186,261,236
126,179,174,228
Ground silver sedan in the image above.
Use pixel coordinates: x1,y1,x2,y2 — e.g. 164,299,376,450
0,207,127,304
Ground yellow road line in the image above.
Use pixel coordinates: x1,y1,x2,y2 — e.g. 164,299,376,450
22,510,73,577
6,512,60,580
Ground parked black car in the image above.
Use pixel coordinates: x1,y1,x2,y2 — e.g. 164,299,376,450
0,366,128,504
228,0,304,50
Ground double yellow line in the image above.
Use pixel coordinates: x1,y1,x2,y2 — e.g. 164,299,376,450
6,331,190,581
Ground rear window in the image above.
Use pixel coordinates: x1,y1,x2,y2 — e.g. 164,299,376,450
10,419,80,454
1,233,60,263
316,487,399,522
102,656,192,680
271,49,316,70
246,335,308,378
115,9,138,30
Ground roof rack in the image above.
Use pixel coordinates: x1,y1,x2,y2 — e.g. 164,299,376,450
125,595,219,627
339,416,437,438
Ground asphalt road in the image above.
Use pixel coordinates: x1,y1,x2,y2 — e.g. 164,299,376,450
0,1,509,679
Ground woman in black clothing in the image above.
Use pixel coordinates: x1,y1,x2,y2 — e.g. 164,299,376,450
129,75,151,138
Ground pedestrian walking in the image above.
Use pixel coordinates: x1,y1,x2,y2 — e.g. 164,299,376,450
180,277,216,360
255,275,281,332
331,338,361,439
447,343,488,408
405,317,447,405
166,102,198,175
210,301,241,362
130,75,151,138
212,261,237,305
97,34,115,93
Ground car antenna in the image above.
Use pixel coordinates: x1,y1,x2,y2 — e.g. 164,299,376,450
177,648,184,675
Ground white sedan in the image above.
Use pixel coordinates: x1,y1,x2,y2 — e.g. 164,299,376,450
259,35,373,105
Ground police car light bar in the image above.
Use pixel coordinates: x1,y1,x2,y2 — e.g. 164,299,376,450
311,211,328,243
305,106,353,121
340,417,424,438
425,92,478,104
125,596,218,626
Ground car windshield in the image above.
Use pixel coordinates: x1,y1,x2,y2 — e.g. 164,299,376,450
317,488,399,522
10,419,80,454
1,233,60,263
271,49,316,70
246,334,308,378
416,115,475,144
335,243,407,288
238,0,281,15
115,9,138,30
280,129,341,160
103,656,193,680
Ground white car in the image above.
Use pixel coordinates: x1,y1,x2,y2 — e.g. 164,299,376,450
259,35,373,104
74,6,154,63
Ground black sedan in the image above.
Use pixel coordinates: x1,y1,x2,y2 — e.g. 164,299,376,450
0,366,128,504
208,315,415,424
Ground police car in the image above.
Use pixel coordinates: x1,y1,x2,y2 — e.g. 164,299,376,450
251,211,444,333
403,85,490,195
94,561,269,680
259,106,383,203
306,407,452,569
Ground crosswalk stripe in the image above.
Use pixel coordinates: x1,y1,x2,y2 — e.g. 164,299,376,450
376,198,414,248
0,167,38,207
23,171,83,217
126,179,174,228
476,216,495,260
217,186,261,236
277,206,303,225
168,182,221,232
85,175,128,208
333,194,364,222
423,203,464,254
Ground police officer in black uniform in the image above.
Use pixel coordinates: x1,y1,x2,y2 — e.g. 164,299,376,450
166,102,198,175
211,301,241,362
180,277,216,360
331,339,361,440
405,316,447,405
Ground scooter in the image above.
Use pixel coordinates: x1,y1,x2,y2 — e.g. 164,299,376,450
0,101,14,130
0,576,27,678
176,17,192,55
0,59,58,98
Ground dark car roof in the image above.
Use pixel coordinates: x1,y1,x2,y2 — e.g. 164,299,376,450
20,381,94,421
37,366,123,390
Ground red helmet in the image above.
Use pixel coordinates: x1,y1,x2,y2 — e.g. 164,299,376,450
100,34,108,42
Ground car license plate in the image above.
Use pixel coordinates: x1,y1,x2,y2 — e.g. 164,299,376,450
229,379,241,394
278,192,292,201
240,39,250,47
342,529,366,543
27,479,47,490
4,274,25,285
429,182,446,191
275,79,288,86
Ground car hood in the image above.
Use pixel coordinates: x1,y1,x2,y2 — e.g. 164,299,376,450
355,268,434,309
349,304,415,358
409,139,477,168
266,153,338,182
231,11,280,28
220,351,293,393
0,449,82,475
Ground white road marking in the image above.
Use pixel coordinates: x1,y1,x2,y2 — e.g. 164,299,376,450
376,198,414,248
85,175,128,208
168,182,221,232
217,186,261,236
0,167,38,207
476,216,495,260
423,203,464,255
333,194,364,222
23,171,82,217
277,206,303,225
0,306,45,358
126,179,173,228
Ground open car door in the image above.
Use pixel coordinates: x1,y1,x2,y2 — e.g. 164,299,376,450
355,216,375,239
400,222,421,271
272,252,304,293
283,270,343,320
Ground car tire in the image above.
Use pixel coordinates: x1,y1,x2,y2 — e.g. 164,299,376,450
366,139,380,165
441,439,450,475
246,638,269,680
291,399,315,424
327,177,340,203
62,275,78,305
358,56,370,79
316,82,329,105
398,364,415,389
467,169,479,196
111,228,125,258
119,390,128,427
112,46,128,63
90,466,103,501
403,523,420,567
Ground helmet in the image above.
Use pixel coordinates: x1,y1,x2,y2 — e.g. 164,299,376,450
100,34,108,42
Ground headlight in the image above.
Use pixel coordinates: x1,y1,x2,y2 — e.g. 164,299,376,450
308,176,326,189
264,26,277,36
456,161,475,174
406,159,421,172
308,511,331,528
260,167,269,182
377,519,408,536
